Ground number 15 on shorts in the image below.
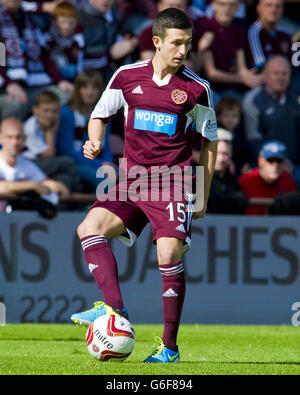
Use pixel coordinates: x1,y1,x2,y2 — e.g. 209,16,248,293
166,202,187,223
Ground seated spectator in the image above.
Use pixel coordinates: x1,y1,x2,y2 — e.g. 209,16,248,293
238,140,297,215
216,96,241,134
216,95,252,174
242,55,300,188
192,126,233,166
43,1,85,91
0,0,74,121
247,0,292,71
23,90,82,193
79,0,139,83
194,0,262,97
56,70,115,191
207,139,248,214
204,0,248,23
0,118,69,216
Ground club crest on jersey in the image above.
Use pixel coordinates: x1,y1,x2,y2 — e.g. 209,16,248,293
171,89,188,105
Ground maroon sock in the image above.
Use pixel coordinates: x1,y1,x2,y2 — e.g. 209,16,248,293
159,262,186,351
81,235,124,311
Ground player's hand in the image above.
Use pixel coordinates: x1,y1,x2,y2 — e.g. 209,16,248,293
6,83,28,104
83,140,102,160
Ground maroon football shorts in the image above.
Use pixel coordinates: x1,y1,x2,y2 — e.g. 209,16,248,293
91,179,194,254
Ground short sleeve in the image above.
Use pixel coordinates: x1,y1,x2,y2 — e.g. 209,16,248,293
91,67,127,121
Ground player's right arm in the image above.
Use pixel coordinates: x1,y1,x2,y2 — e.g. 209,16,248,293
83,66,127,160
83,118,107,160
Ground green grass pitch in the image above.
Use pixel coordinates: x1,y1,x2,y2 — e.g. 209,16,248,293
1,324,300,375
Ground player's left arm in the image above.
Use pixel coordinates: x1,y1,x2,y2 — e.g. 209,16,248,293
193,139,218,219
187,84,218,219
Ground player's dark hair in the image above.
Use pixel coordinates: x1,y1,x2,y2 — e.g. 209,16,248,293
152,7,192,40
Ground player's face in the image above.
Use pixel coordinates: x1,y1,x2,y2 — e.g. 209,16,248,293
33,103,60,130
212,0,239,26
79,83,101,106
257,0,284,25
264,59,291,95
0,125,25,158
214,140,232,172
258,156,285,183
55,16,77,38
155,28,192,69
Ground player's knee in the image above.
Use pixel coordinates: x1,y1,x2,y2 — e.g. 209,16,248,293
77,221,88,239
77,218,104,239
157,240,183,266
77,213,115,239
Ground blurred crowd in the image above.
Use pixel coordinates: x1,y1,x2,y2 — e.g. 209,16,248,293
0,0,300,216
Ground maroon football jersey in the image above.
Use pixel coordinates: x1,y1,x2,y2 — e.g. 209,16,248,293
91,59,217,171
247,21,292,69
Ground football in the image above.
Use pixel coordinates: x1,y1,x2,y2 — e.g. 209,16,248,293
85,314,136,362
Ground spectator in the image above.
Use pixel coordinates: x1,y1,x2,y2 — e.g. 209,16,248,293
44,1,85,90
242,55,300,188
191,125,233,166
238,140,297,215
0,118,69,216
216,96,241,134
194,0,262,97
56,70,115,191
23,90,82,193
78,0,139,83
216,95,252,174
0,0,74,121
247,0,292,71
207,139,248,214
